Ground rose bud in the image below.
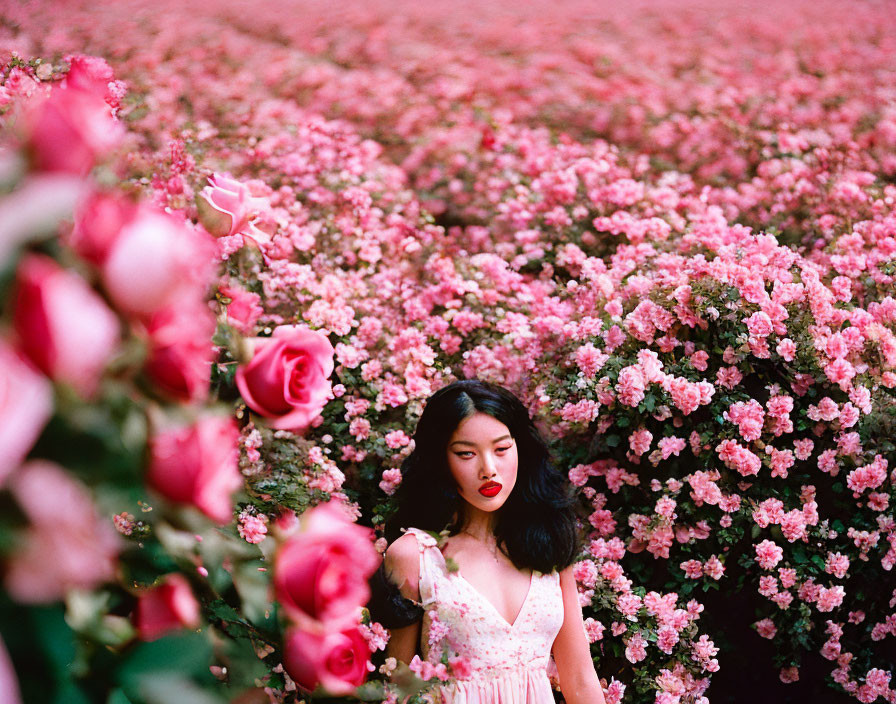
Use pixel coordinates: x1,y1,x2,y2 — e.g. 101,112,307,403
235,325,335,432
147,415,241,524
12,254,120,397
273,502,378,627
141,300,215,403
196,173,268,238
134,573,201,642
0,338,53,485
282,625,369,695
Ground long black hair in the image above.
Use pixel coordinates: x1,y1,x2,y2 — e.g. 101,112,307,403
385,379,578,573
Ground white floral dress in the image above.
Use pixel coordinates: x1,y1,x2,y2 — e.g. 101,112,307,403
406,528,563,703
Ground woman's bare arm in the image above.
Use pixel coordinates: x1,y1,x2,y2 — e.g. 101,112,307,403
383,533,423,664
552,565,606,704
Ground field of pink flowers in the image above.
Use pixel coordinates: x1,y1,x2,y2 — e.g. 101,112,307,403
1,0,895,702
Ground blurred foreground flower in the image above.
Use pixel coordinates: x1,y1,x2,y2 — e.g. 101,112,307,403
274,502,378,627
283,625,369,695
147,415,241,524
12,253,120,397
4,461,120,602
22,57,123,174
134,573,201,642
0,339,52,483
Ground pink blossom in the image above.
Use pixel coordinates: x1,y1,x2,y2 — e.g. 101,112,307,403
616,365,646,407
625,632,648,663
724,400,765,442
846,456,887,493
715,366,743,389
779,667,800,684
716,439,761,476
629,428,653,455
237,512,269,544
755,540,784,570
755,618,777,639
776,338,797,361
379,468,402,495
825,552,850,579
816,585,846,613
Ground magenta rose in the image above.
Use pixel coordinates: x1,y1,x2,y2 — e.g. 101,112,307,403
141,300,215,403
12,254,120,397
196,173,268,238
282,625,369,695
273,502,378,627
134,573,201,642
5,461,120,603
0,338,53,485
236,325,335,432
147,415,241,524
101,206,215,317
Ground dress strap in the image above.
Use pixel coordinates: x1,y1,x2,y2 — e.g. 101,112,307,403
403,528,442,605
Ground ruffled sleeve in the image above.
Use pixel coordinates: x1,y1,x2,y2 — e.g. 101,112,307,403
367,561,424,629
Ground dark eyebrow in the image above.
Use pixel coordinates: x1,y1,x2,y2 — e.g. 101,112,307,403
449,435,513,448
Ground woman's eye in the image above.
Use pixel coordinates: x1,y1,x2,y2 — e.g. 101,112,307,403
496,446,512,453
455,451,474,459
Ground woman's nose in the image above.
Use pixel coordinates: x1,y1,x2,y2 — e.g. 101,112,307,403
479,453,497,479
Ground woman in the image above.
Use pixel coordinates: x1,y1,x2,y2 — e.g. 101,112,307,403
376,380,605,703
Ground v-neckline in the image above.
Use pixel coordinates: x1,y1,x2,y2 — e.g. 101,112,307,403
433,546,536,629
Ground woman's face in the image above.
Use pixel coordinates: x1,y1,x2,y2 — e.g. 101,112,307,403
446,412,518,515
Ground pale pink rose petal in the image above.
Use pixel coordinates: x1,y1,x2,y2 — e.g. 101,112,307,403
5,461,119,602
0,339,53,485
0,635,22,704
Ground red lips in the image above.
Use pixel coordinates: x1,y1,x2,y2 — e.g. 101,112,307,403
478,481,502,497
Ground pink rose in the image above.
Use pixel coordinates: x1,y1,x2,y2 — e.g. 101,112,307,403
12,254,120,397
4,461,120,602
67,189,137,266
236,325,335,432
0,339,53,485
147,416,241,524
282,625,369,695
196,173,268,238
141,301,215,403
101,206,215,317
135,573,201,642
24,66,123,174
273,502,378,627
